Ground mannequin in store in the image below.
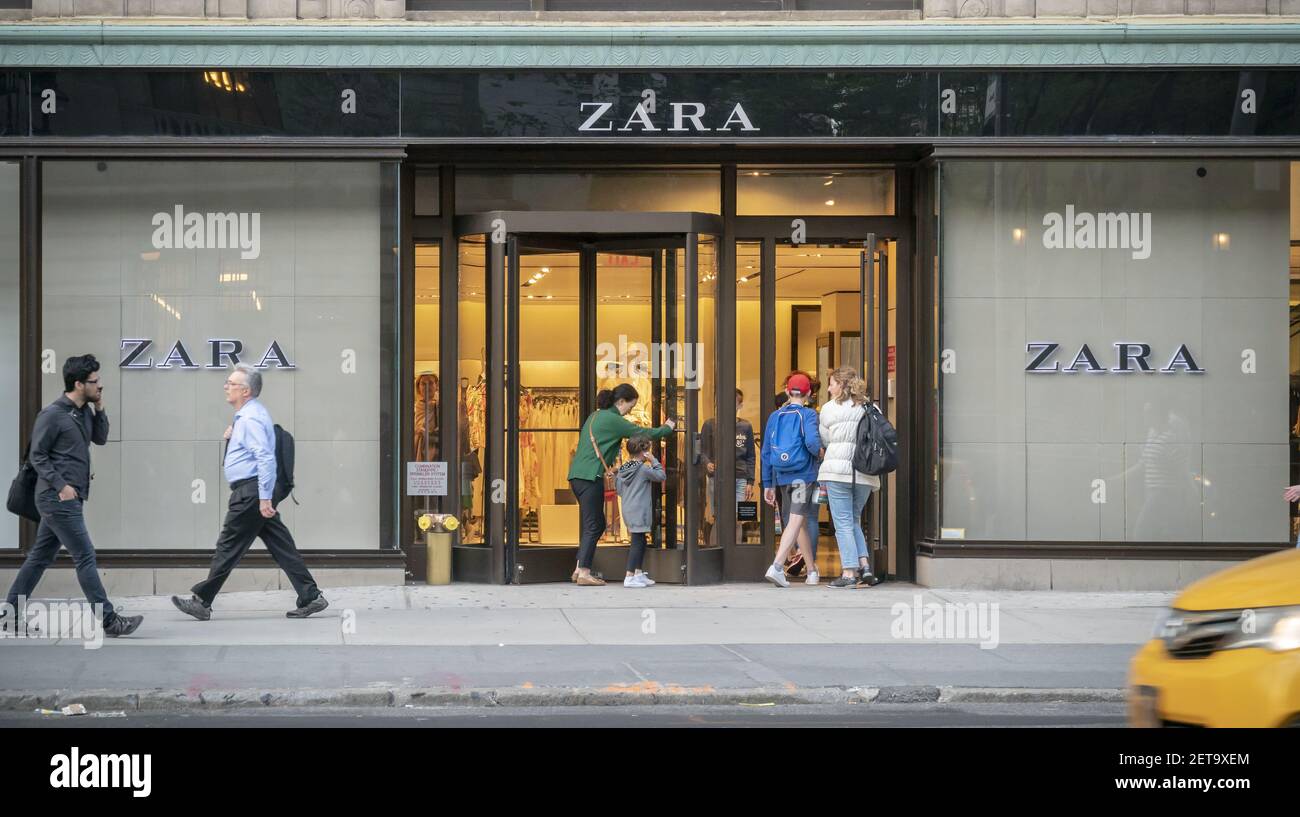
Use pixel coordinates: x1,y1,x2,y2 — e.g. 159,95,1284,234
460,375,483,541
413,372,440,462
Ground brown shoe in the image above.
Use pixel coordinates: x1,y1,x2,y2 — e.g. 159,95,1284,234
576,574,606,586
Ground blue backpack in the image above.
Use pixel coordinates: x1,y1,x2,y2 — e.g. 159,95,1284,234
766,406,812,474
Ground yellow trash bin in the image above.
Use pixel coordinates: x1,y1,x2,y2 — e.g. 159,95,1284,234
426,531,453,585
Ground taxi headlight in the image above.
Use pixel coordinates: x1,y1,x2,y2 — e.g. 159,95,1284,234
1219,606,1300,653
1151,607,1177,640
1268,611,1300,652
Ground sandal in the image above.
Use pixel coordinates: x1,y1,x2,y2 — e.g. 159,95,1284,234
576,574,606,586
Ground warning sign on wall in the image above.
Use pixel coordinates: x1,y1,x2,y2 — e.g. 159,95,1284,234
406,462,448,496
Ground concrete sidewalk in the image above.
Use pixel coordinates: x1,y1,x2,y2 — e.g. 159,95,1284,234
0,583,1166,710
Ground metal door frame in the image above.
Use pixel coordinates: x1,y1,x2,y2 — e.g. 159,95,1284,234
731,215,905,581
456,211,723,584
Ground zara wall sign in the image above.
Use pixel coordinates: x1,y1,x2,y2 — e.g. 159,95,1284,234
119,339,296,370
1025,342,1204,374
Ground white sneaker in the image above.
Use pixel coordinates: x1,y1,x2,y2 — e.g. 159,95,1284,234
635,571,656,586
765,564,790,588
623,575,649,588
805,570,820,586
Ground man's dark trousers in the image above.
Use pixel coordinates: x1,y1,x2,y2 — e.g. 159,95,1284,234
6,489,116,624
191,477,321,608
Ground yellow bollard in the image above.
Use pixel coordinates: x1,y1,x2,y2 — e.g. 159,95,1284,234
419,513,458,585
426,531,452,585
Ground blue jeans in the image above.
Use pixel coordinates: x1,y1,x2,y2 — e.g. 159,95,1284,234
6,489,116,624
825,481,873,571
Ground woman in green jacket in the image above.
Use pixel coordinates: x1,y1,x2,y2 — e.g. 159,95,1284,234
567,383,675,586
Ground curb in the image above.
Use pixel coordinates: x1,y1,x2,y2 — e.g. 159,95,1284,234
0,685,1128,712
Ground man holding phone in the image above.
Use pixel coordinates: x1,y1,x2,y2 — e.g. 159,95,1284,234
3,354,143,637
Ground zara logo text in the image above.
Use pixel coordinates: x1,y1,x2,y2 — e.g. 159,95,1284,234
1025,342,1204,374
119,338,295,370
579,101,759,133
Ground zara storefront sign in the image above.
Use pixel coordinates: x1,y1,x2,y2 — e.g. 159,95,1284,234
578,101,759,133
119,339,295,370
150,205,261,260
1025,342,1205,374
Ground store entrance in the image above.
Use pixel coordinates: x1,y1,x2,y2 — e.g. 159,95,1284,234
728,228,898,584
458,211,723,585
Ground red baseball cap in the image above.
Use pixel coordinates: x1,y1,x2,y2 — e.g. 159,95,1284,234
786,373,812,396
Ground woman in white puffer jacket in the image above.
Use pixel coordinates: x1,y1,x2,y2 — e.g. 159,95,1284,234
817,366,883,588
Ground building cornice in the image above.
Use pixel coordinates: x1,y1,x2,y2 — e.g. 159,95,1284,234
3,20,1300,67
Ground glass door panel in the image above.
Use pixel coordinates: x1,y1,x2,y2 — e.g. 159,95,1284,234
695,235,721,551
735,241,763,546
774,240,869,578
516,246,582,549
595,250,656,548
413,242,441,537
457,235,489,547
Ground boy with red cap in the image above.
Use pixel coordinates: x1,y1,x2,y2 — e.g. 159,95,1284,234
761,371,822,587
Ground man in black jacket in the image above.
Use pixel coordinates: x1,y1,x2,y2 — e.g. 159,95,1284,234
698,388,757,545
2,355,143,637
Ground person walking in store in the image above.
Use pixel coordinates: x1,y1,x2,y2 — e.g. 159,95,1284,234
171,364,328,621
616,434,666,587
772,374,821,578
817,366,884,588
567,384,675,586
698,388,756,545
3,355,143,638
761,372,822,587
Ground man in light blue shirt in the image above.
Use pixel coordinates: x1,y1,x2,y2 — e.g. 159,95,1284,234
172,363,327,620
223,391,279,504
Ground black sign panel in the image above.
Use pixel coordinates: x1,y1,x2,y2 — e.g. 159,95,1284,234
28,71,399,137
0,71,24,137
737,501,759,522
400,71,935,138
3,69,1300,139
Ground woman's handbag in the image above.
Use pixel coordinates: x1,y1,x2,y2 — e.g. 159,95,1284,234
6,442,39,523
589,425,620,501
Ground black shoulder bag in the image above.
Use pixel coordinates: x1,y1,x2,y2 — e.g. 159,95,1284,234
6,440,39,522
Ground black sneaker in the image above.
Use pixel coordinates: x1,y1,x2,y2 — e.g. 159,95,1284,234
286,595,329,619
104,615,143,637
171,595,211,621
855,569,883,588
827,574,857,588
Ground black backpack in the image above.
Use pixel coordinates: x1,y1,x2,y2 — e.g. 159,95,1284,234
272,424,298,508
851,403,899,477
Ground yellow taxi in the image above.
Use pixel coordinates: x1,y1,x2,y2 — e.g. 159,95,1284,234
1129,547,1300,727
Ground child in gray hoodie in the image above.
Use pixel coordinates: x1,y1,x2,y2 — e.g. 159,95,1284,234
615,434,666,588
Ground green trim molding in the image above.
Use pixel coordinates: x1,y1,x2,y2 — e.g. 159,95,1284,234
3,21,1300,68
